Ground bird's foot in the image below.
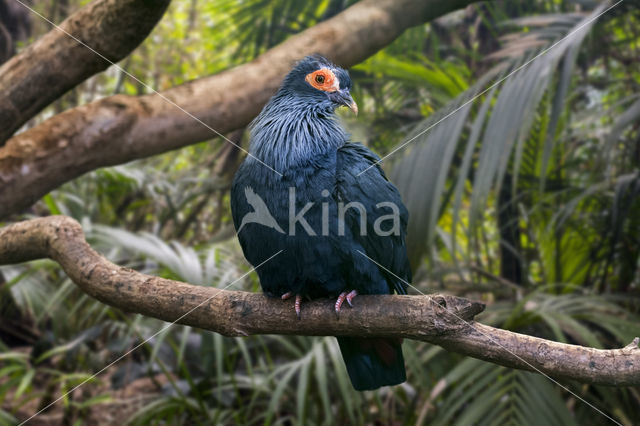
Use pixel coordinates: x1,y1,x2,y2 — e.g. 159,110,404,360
335,290,358,315
282,292,302,319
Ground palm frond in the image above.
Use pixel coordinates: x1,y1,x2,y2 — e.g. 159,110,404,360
389,3,612,267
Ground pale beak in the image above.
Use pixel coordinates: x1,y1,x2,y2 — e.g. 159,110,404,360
347,99,358,116
329,90,358,116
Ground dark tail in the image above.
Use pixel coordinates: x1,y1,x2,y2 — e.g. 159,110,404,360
337,336,406,391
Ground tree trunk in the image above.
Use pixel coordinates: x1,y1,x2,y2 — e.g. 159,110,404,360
0,0,171,143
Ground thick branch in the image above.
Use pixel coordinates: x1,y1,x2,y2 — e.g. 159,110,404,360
0,0,171,143
1,216,638,386
0,0,483,218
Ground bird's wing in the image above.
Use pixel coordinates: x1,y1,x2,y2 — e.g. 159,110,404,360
335,143,411,294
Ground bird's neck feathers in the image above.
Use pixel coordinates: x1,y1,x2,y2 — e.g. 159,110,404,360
248,93,348,172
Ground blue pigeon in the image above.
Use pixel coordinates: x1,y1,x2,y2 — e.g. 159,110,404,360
230,55,411,391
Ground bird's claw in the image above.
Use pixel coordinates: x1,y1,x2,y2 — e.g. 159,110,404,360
335,290,358,315
346,290,357,307
282,292,302,319
295,295,301,319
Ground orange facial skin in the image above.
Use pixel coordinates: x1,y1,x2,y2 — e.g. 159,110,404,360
305,68,340,92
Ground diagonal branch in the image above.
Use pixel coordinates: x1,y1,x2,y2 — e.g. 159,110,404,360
0,0,171,143
0,0,487,219
1,215,638,386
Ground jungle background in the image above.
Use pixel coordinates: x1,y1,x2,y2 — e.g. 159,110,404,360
0,0,639,424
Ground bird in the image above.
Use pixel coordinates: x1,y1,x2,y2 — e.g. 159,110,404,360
230,55,412,391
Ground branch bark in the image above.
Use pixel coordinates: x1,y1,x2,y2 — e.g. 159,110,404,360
0,0,171,143
1,216,638,387
0,0,484,219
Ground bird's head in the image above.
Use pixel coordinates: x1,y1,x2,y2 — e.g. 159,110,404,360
249,55,355,170
277,55,358,115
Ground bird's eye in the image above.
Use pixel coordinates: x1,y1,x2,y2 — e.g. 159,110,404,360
305,68,338,92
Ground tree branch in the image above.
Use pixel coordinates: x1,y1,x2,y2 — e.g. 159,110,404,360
0,0,485,219
0,0,171,143
1,216,638,386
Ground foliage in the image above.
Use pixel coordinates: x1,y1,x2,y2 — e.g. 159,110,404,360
1,0,639,424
